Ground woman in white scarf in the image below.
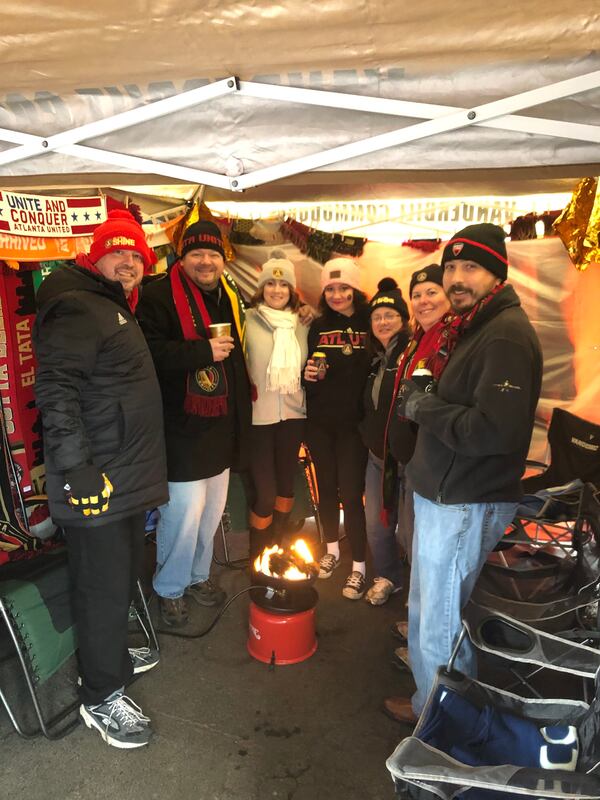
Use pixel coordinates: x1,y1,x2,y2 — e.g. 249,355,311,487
245,252,309,562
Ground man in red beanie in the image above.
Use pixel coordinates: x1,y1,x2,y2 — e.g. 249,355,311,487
33,209,168,748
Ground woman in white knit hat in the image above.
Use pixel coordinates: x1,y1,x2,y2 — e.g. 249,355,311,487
245,251,308,561
304,258,371,600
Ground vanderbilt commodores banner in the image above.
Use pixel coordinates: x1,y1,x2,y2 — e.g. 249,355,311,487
0,191,106,237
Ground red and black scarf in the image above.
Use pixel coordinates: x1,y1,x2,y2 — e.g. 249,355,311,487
380,283,507,519
169,262,234,417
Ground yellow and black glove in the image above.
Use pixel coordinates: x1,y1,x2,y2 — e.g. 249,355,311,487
63,465,113,517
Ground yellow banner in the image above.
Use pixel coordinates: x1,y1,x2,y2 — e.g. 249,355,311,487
0,234,93,263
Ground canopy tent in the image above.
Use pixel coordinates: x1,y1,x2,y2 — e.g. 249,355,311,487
0,1,599,200
0,1,598,458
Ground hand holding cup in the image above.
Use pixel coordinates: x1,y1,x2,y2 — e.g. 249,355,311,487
209,324,234,361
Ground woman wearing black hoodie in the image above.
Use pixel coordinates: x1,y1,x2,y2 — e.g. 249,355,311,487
304,258,371,600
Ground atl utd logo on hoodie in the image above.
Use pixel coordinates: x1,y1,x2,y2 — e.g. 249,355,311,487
317,330,367,349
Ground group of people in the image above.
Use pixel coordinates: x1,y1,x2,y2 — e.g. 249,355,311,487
32,209,542,748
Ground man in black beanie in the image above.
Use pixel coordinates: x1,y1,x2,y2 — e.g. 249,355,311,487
137,220,251,628
386,223,543,725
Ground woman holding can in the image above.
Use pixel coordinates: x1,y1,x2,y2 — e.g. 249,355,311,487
379,264,452,617
245,252,309,562
304,258,371,600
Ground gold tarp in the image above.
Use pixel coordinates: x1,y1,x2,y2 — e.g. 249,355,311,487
554,177,600,271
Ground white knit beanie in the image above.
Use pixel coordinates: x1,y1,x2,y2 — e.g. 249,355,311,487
257,254,297,290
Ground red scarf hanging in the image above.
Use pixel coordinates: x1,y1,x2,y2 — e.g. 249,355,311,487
380,283,507,522
170,261,229,417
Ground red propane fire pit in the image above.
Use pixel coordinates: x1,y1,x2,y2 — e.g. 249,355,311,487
248,540,319,666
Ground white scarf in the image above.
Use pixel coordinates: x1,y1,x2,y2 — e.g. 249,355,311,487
257,304,302,394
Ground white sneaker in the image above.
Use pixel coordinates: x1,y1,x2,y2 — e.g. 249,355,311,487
342,571,366,600
318,553,339,579
365,577,399,606
80,693,152,749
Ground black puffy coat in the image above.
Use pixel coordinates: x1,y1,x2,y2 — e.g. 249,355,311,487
33,265,168,527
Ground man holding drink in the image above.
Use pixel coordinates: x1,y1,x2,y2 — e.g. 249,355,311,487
138,221,251,628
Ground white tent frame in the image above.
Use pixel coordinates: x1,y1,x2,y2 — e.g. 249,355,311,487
0,71,599,193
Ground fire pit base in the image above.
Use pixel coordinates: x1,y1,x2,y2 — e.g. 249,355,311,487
248,601,318,665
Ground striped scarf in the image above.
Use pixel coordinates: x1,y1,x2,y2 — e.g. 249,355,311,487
170,262,247,416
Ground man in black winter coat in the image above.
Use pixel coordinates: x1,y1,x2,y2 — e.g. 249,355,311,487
386,223,543,726
137,221,252,629
33,210,168,749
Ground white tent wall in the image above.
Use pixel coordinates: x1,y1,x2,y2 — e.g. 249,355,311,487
0,2,599,197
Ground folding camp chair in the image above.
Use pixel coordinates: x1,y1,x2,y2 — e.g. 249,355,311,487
472,482,600,693
0,550,158,740
507,409,600,561
387,598,600,799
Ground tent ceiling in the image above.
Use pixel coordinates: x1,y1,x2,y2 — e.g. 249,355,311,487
1,2,599,200
2,1,599,90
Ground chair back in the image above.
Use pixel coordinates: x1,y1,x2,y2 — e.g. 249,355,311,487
524,409,600,493
0,555,75,685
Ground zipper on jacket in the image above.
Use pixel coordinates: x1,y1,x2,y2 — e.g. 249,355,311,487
436,454,455,503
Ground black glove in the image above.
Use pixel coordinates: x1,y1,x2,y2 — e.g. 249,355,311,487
395,376,436,420
63,465,113,517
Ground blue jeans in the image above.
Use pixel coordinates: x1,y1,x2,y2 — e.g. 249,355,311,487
408,492,517,714
153,469,230,599
364,451,403,587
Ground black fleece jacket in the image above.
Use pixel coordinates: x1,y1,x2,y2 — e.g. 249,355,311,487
305,307,370,429
406,284,542,504
33,265,168,527
359,332,409,458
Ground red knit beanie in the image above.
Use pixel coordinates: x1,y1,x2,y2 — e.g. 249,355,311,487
88,209,157,271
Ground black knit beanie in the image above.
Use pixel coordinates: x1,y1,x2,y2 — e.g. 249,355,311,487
180,220,225,259
409,263,444,296
369,278,409,320
441,223,508,281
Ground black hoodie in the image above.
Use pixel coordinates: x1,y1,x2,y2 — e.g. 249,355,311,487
33,265,168,527
406,285,543,504
305,307,371,429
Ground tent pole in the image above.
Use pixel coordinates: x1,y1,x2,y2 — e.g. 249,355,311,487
0,77,240,169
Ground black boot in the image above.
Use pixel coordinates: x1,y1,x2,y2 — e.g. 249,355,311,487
248,512,274,566
272,509,292,547
272,496,294,547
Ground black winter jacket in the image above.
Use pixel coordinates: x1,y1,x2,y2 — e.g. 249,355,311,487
305,308,370,429
406,285,543,504
137,272,252,481
359,332,409,458
33,265,168,527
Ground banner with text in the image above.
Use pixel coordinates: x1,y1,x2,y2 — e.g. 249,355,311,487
0,191,106,237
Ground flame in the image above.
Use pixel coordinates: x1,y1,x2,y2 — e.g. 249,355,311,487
253,538,317,580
